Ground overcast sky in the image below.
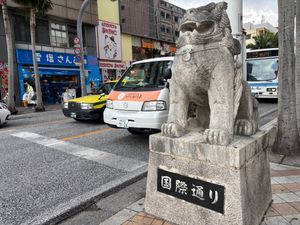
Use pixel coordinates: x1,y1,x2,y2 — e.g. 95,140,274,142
170,0,278,27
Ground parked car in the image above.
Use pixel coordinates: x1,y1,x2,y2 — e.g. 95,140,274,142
0,102,11,126
62,80,117,122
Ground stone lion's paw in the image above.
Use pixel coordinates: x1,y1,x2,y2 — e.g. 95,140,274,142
161,123,186,138
235,119,256,136
204,129,232,146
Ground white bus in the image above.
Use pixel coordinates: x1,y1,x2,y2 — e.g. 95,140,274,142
246,48,279,99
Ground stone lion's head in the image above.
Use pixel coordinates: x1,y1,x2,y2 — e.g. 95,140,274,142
177,2,231,47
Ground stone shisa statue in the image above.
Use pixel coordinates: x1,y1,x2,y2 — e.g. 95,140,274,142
162,2,258,146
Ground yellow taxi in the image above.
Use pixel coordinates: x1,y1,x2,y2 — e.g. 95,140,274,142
63,81,117,122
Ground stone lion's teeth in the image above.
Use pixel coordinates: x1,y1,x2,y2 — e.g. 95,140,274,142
196,22,201,27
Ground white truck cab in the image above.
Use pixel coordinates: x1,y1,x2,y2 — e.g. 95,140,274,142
104,57,173,134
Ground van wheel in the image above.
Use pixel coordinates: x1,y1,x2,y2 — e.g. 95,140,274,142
127,128,143,135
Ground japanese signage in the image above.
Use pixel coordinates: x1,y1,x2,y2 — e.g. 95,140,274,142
157,169,225,214
99,61,127,70
97,20,122,61
142,39,154,49
15,50,93,67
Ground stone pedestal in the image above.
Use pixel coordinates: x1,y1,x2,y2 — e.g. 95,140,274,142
145,131,272,225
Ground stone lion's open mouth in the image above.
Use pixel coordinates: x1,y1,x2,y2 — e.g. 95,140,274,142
180,20,215,36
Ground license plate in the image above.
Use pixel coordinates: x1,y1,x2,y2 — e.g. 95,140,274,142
70,113,76,118
117,120,128,128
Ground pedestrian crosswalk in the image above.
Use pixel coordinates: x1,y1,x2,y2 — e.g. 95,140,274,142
12,131,148,172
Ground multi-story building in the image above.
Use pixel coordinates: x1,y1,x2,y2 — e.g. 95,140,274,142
244,22,278,46
0,0,100,104
119,0,185,62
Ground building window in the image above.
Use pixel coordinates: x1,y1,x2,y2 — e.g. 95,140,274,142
160,11,165,18
68,25,77,48
166,13,170,19
246,34,251,40
174,16,179,22
166,27,170,33
122,18,126,23
50,22,68,47
121,5,125,10
175,31,179,37
161,26,166,32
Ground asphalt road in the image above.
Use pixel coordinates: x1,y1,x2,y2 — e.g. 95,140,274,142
0,101,277,225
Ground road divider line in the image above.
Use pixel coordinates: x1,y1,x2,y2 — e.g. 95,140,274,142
62,128,114,141
11,132,147,172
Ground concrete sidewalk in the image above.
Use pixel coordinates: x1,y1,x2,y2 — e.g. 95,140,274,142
15,104,62,115
100,162,300,225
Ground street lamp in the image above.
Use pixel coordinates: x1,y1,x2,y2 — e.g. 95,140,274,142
77,0,117,97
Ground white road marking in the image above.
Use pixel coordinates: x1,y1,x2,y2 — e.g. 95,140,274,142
11,132,147,172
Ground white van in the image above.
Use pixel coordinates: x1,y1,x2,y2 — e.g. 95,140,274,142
103,57,173,134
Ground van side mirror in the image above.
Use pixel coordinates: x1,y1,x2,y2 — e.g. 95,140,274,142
163,68,172,80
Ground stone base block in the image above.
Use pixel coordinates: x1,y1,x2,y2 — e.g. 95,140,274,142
145,131,272,225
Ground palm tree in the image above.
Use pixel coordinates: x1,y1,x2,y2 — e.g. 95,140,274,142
273,0,300,155
0,0,17,114
246,31,278,49
13,0,53,111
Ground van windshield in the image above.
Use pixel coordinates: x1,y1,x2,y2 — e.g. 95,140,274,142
114,60,172,91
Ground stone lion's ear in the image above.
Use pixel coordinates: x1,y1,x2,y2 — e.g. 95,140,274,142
216,1,228,10
196,2,216,12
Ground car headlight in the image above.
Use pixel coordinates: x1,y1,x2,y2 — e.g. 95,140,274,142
106,100,113,109
63,102,68,109
142,101,167,111
81,103,93,109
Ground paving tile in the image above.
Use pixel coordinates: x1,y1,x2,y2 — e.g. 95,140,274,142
277,193,300,203
151,219,164,225
126,199,145,213
283,184,300,192
272,170,300,177
273,194,287,204
272,203,299,216
101,209,138,225
290,202,300,212
272,178,280,184
295,192,300,198
288,176,300,183
272,176,295,184
266,206,280,217
272,184,290,194
264,216,290,225
283,214,300,225
270,163,300,171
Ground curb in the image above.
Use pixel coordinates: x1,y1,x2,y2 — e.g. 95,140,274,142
260,107,277,119
21,165,148,225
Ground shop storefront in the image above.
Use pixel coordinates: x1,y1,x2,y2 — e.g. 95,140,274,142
16,49,101,104
0,61,8,101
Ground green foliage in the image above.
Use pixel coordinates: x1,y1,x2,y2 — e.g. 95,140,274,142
12,0,52,14
246,31,278,49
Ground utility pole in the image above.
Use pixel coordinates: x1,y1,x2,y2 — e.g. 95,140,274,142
77,0,91,97
225,0,246,79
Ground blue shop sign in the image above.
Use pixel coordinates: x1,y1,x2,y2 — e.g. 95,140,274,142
16,49,98,68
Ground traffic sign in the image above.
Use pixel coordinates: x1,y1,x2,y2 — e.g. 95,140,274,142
74,55,82,63
74,47,81,55
74,37,80,45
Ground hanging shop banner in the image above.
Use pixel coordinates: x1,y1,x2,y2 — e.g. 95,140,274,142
0,62,8,98
97,20,122,61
